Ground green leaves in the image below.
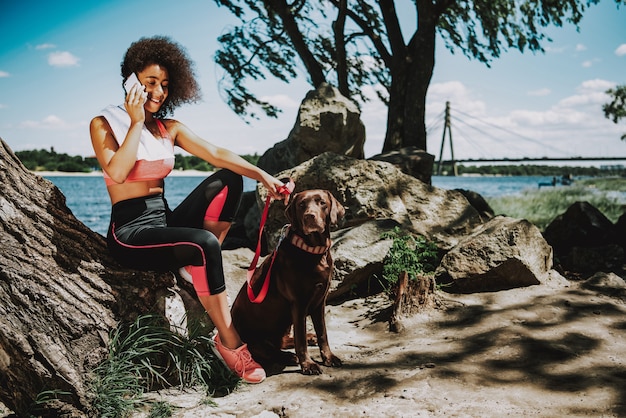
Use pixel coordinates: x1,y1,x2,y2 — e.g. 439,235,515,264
381,227,439,285
213,0,617,151
603,84,626,140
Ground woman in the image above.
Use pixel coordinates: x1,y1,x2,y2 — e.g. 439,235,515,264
90,36,285,384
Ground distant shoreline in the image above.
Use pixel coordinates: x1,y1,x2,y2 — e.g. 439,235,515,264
33,169,212,177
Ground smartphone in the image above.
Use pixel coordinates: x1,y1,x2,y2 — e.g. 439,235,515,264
123,73,140,94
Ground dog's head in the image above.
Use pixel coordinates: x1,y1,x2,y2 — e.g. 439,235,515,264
285,190,345,236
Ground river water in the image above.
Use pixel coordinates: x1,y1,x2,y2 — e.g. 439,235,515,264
44,174,557,236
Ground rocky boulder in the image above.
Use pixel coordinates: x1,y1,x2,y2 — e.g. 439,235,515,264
582,271,626,297
434,216,552,293
330,219,398,299
257,83,365,175
543,201,622,274
257,152,485,251
543,201,616,254
369,146,435,185
241,153,555,299
454,189,495,222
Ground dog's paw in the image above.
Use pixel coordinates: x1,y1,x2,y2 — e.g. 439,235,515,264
278,350,298,366
301,361,323,375
322,354,342,368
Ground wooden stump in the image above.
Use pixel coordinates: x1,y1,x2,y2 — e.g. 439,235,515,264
389,271,437,333
0,139,205,416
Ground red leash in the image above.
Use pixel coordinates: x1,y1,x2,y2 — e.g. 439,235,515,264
246,179,295,303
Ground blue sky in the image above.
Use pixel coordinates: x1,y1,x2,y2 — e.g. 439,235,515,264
1,0,625,165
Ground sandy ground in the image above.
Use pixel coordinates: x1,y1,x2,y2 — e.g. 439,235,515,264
133,269,626,418
2,247,623,417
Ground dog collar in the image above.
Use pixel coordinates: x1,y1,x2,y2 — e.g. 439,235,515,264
289,234,331,254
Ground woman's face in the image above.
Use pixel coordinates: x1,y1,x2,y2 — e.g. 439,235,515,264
137,64,169,114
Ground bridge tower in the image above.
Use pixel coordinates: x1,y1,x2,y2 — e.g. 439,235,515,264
436,101,458,176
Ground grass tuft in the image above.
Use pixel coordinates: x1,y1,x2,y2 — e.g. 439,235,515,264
88,314,239,418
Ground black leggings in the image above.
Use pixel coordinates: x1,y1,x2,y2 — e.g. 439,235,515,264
107,169,243,296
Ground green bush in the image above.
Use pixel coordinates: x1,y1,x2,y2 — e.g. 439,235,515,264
381,227,439,287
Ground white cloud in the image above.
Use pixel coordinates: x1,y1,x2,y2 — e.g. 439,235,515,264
20,115,72,129
48,51,80,67
581,60,593,68
259,94,299,109
528,88,551,97
616,44,626,56
544,45,567,54
577,79,615,92
35,43,56,50
0,104,7,109
0,71,9,78
427,81,486,115
422,78,624,161
550,80,612,110
575,43,587,52
510,107,586,126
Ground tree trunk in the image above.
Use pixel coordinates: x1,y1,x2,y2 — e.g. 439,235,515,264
0,139,204,416
382,2,436,153
388,271,438,333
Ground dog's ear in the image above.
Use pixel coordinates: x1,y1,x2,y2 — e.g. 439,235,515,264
285,192,299,225
326,191,345,226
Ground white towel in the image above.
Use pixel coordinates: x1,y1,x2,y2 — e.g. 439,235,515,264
100,104,173,161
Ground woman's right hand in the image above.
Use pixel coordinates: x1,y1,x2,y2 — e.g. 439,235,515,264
124,84,148,125
260,172,292,202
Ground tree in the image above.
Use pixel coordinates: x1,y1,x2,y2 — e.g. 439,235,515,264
214,0,624,153
603,84,626,140
0,139,207,416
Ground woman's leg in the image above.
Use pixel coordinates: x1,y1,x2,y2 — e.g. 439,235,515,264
204,220,232,246
110,222,264,383
169,169,243,229
165,172,265,381
169,170,246,345
199,217,240,349
199,293,240,345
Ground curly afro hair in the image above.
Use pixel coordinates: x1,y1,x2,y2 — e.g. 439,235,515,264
121,36,201,119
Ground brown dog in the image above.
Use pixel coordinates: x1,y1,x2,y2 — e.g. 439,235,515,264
231,189,345,375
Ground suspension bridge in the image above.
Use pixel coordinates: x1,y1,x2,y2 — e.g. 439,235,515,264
431,101,626,176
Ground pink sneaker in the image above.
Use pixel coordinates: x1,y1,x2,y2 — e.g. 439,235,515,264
212,333,266,384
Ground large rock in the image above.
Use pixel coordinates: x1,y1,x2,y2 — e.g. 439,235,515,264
543,201,616,254
434,216,553,293
369,146,435,185
257,83,365,175
454,189,495,222
256,152,485,251
248,153,518,297
240,153,556,299
330,219,398,299
543,201,621,274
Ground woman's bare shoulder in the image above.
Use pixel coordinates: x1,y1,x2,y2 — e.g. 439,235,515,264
90,115,111,131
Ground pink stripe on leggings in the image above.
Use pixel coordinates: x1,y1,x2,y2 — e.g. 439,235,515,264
204,186,228,222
